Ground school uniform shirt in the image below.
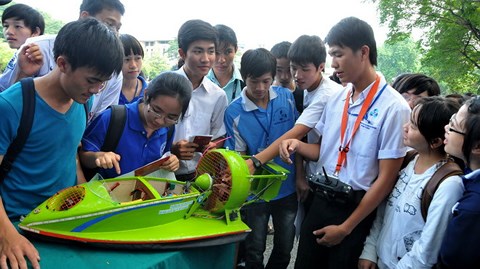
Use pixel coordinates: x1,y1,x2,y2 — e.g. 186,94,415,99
295,76,343,175
0,34,123,122
118,76,147,105
224,86,298,200
315,74,411,191
360,156,464,269
439,169,480,268
0,52,18,92
82,100,173,179
173,67,228,176
0,82,88,219
206,66,244,103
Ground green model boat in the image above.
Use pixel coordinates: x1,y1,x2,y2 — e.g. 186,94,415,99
19,149,288,249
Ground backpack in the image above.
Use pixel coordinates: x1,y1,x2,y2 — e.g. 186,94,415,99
0,78,88,183
81,105,174,180
400,150,463,221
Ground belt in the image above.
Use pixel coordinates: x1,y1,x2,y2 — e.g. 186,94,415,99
176,172,196,182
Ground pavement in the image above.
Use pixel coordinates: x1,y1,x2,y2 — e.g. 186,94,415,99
264,233,298,269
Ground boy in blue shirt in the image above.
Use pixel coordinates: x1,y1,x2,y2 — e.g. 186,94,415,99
0,18,123,269
224,48,298,268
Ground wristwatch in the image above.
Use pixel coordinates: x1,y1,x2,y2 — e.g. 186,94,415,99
250,156,262,169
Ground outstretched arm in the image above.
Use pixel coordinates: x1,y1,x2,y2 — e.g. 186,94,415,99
245,124,312,173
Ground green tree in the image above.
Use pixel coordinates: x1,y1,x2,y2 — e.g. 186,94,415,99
165,39,179,62
142,52,170,81
378,36,420,83
372,0,480,94
41,12,64,34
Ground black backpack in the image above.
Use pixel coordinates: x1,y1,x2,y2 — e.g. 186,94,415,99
0,78,88,183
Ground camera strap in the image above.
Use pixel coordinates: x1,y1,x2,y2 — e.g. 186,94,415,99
335,75,380,174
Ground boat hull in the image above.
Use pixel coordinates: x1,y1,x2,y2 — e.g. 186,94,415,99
19,177,250,249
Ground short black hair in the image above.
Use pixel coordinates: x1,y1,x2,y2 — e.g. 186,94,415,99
54,18,123,78
413,96,460,153
288,35,326,69
80,0,125,16
2,4,45,35
325,16,377,66
463,96,480,166
240,48,276,81
119,34,144,58
177,19,217,52
214,24,237,50
393,73,441,96
145,72,192,120
270,41,291,59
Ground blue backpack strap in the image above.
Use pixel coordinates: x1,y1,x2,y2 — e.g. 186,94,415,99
0,78,36,182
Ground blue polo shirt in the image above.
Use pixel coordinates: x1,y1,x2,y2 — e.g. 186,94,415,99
118,76,147,105
224,86,298,200
82,100,173,178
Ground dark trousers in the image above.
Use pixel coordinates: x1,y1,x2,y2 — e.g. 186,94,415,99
294,193,376,269
243,193,298,269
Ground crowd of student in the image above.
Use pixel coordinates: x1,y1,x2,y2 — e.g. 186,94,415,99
0,1,479,269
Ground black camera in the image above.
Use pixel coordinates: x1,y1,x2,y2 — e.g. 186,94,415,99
307,168,353,203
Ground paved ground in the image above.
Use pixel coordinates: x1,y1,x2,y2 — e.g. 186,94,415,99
264,233,298,269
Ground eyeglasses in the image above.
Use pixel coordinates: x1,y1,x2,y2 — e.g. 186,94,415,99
448,113,466,136
147,104,179,124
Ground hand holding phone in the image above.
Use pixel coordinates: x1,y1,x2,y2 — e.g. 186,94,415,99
189,135,213,152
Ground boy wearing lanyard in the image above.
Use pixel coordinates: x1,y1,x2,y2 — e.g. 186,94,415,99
224,48,298,269
279,17,410,268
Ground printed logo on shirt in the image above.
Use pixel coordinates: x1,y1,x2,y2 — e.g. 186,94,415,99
6,56,15,70
360,108,381,130
273,107,292,125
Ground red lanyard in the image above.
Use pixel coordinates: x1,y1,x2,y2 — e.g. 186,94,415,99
335,75,380,174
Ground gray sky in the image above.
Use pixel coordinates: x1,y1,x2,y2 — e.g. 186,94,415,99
15,0,388,50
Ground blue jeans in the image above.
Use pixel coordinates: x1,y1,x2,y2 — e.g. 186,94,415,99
243,193,298,269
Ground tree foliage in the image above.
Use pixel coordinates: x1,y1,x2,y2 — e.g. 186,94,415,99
142,52,170,81
373,0,480,94
378,36,420,84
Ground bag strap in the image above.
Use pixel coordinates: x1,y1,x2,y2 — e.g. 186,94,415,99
401,150,419,170
166,125,174,143
83,103,89,124
0,78,36,183
101,105,127,152
421,159,463,221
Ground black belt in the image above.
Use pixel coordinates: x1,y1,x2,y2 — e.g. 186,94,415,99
176,172,196,182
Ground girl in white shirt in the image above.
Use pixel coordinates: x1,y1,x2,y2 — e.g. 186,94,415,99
359,97,465,269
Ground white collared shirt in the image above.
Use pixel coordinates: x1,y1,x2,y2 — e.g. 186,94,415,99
314,74,410,190
173,67,228,175
295,77,343,174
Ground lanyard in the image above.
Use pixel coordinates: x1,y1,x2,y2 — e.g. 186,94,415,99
232,80,239,100
253,103,273,146
335,75,381,174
